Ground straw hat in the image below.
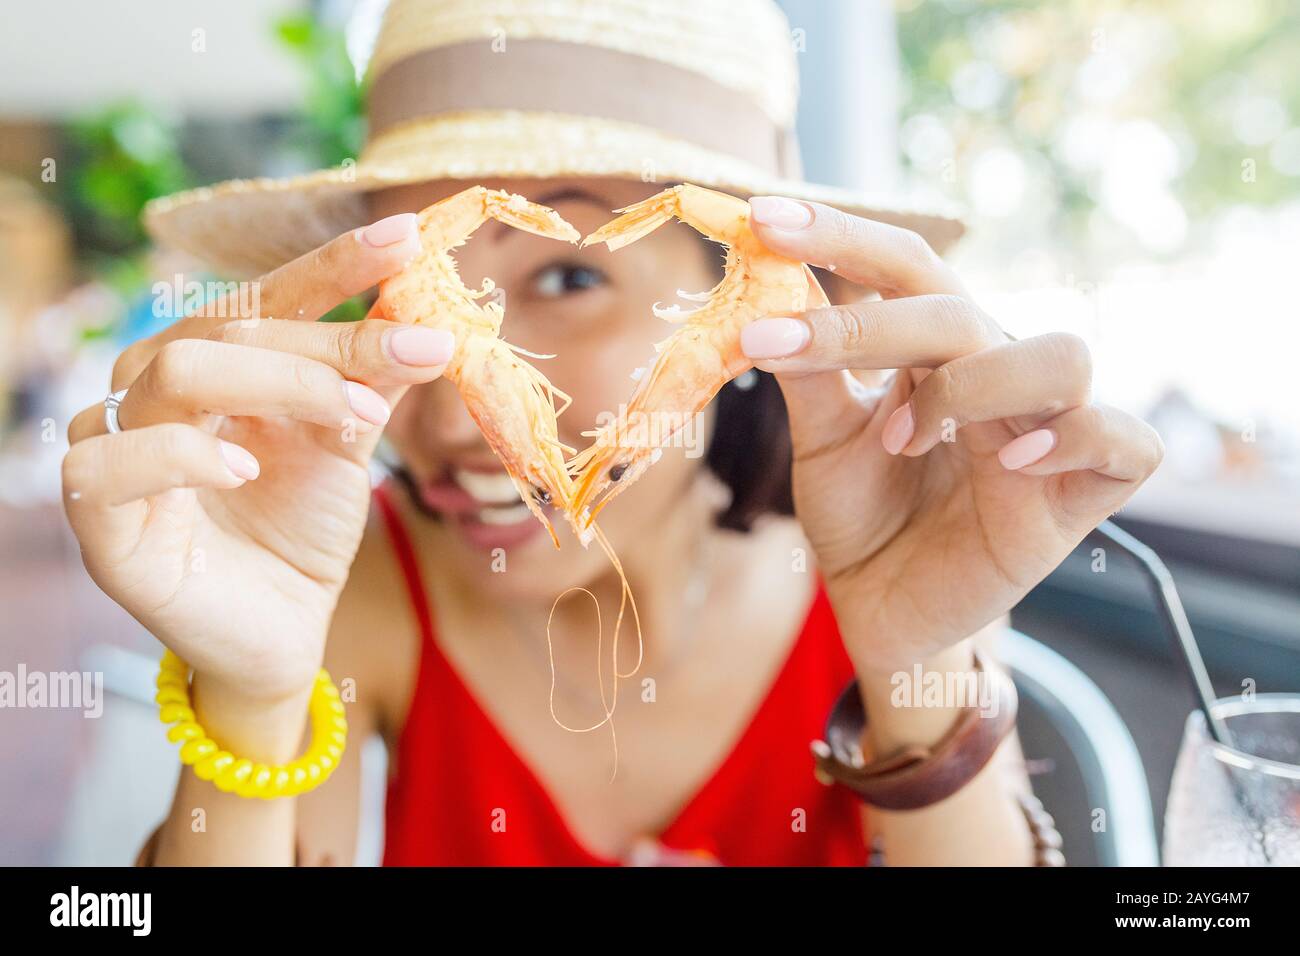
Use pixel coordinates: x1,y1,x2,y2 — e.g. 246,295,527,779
145,0,964,278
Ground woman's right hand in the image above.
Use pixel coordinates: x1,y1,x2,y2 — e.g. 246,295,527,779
62,215,451,715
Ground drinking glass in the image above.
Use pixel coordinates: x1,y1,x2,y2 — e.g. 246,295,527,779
1164,693,1300,865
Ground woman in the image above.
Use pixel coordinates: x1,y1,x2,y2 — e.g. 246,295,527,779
62,0,1162,866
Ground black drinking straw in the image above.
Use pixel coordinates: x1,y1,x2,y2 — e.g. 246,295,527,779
1088,519,1235,748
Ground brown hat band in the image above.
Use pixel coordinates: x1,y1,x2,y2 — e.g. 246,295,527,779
367,38,802,178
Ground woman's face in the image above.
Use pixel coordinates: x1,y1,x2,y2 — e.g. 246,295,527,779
369,177,720,598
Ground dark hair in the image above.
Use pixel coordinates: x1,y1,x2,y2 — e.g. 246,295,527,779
707,369,794,531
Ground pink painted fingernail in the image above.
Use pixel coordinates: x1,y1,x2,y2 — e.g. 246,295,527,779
881,404,915,455
385,326,455,366
749,196,814,230
344,381,391,426
740,317,810,359
998,429,1057,470
360,213,418,248
219,441,259,480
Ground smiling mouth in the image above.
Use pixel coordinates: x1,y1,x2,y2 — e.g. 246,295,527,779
391,459,564,550
448,467,535,524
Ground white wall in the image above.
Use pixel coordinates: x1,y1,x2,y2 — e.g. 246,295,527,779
0,0,309,119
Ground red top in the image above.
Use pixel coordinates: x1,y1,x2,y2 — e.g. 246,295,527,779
375,485,869,866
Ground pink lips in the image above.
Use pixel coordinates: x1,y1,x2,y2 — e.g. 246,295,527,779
416,474,480,515
453,512,545,551
416,468,546,552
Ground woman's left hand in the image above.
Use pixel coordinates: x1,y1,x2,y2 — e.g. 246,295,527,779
743,197,1164,674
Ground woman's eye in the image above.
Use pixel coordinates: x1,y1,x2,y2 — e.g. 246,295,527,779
530,263,607,299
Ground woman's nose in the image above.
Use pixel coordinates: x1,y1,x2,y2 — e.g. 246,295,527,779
416,378,484,448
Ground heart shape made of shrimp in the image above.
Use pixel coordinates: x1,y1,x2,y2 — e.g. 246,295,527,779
378,183,827,549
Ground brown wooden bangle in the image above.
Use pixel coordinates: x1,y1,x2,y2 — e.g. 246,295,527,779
810,647,1018,810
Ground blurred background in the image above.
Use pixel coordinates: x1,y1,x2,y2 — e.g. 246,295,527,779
1,0,1296,865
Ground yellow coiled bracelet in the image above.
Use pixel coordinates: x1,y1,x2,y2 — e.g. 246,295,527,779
155,650,348,799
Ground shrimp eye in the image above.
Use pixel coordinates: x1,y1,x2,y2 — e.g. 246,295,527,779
532,486,552,505
608,463,628,483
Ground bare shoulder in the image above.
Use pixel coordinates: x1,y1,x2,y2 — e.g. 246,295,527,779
704,513,816,652
716,514,812,600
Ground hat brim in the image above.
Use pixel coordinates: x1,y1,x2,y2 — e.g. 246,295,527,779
145,111,965,278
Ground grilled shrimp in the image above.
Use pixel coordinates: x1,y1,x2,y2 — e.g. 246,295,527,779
378,186,581,547
568,184,828,529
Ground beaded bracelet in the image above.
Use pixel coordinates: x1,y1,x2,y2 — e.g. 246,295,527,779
155,650,348,799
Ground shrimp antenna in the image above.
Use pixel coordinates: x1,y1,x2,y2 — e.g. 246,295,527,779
543,520,643,782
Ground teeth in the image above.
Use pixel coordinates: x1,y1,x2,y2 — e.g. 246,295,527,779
477,502,532,525
452,468,521,504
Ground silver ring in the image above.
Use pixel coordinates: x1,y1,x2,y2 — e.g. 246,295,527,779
104,388,129,434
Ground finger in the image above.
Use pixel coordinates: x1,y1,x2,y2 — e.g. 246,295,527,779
741,295,1004,374
68,402,110,444
882,333,1093,456
748,197,967,298
110,214,422,389
998,404,1165,484
256,213,421,322
996,405,1165,529
63,424,255,513
63,424,256,568
116,338,393,433
205,318,453,390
